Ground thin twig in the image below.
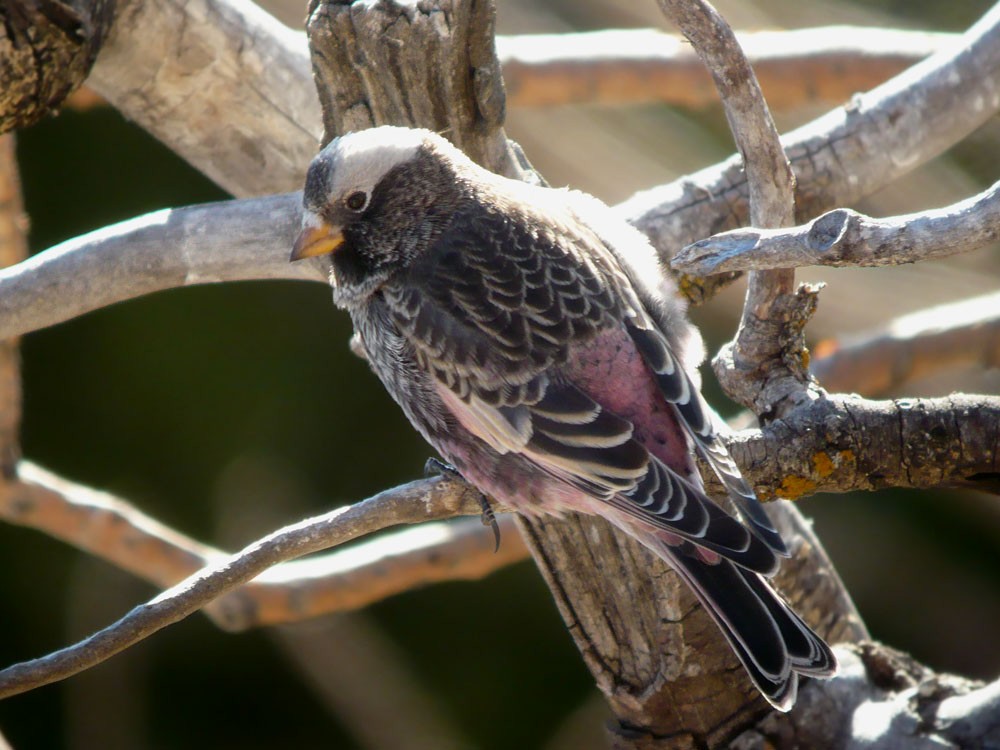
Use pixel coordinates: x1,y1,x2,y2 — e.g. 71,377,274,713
208,514,525,630
1,462,525,631
811,292,1000,397
673,180,1000,275
0,474,492,698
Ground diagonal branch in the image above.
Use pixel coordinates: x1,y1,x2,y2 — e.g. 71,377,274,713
673,180,1000,275
1,462,525,632
0,473,499,698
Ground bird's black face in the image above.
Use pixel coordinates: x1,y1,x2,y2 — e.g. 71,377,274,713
291,128,465,309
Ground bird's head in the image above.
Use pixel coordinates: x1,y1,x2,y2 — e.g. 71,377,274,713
291,126,468,308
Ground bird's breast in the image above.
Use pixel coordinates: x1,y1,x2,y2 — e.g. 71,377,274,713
349,299,453,443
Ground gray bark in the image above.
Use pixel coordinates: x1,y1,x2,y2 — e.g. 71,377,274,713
673,180,1000,275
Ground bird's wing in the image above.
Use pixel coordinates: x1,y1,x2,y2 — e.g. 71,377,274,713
383,201,777,573
625,318,787,554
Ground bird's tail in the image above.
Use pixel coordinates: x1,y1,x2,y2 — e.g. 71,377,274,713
654,540,837,711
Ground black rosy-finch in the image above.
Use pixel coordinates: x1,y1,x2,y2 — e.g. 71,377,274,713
290,126,837,710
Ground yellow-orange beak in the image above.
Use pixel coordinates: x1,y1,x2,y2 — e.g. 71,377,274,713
290,222,345,261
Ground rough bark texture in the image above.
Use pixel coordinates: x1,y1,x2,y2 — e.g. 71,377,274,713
0,0,117,133
729,642,1000,750
723,394,1000,500
305,2,864,745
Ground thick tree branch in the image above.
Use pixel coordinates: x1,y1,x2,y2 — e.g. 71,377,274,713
674,180,1000,275
498,27,955,110
89,0,322,197
811,292,1000,397
722,393,1000,501
0,193,319,339
0,472,498,698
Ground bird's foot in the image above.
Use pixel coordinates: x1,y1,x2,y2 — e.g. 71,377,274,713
424,458,501,552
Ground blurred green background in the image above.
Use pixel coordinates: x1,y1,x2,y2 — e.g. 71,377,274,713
3,0,1000,748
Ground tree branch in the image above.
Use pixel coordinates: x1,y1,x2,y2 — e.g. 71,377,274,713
498,27,955,110
1,461,525,632
674,180,1000,275
89,0,322,197
811,292,1000,397
0,193,320,339
43,0,994,285
0,472,498,698
211,513,525,631
622,3,1000,303
730,642,1000,750
15,2,990,389
656,0,811,430
722,393,1000,501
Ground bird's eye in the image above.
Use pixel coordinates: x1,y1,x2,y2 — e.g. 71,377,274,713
345,191,368,212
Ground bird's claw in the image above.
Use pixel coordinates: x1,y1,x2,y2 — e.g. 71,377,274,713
477,496,501,553
424,457,501,552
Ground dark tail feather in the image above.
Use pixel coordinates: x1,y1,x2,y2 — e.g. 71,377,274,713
658,542,837,711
